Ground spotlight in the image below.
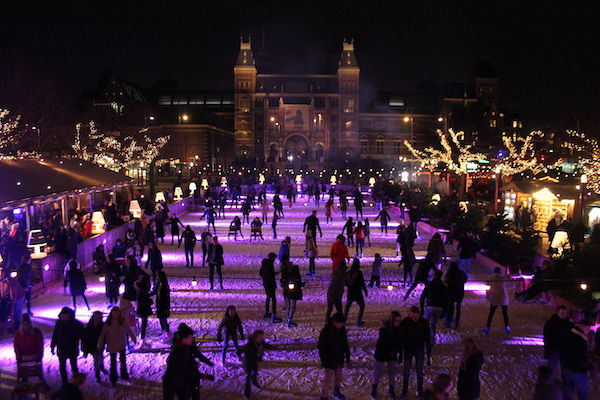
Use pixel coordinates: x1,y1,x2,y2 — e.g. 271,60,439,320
99,275,106,283
191,277,198,287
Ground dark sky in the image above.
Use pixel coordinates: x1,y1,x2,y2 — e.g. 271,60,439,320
2,2,600,127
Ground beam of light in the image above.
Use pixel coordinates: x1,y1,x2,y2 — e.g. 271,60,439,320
464,281,490,296
504,335,544,346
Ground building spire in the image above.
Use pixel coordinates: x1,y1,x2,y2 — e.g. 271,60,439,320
338,37,359,69
235,35,255,67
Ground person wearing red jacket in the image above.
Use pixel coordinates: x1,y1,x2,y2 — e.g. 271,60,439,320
13,313,44,381
330,235,350,271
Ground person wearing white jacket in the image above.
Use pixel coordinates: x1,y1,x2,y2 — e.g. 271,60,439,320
483,267,512,336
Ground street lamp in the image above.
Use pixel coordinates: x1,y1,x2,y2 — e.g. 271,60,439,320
580,174,588,221
404,115,414,180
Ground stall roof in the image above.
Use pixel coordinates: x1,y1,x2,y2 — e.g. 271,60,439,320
501,181,580,198
0,159,134,210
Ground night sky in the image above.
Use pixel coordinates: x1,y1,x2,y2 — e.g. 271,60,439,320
2,2,600,128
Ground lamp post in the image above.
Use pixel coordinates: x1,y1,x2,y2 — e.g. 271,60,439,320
580,173,587,222
404,115,414,181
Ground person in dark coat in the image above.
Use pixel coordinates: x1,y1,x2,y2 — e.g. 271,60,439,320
65,259,90,315
145,241,163,287
201,207,217,235
17,256,33,315
444,262,468,329
217,305,244,365
259,252,282,323
281,263,304,327
54,372,87,400
303,210,323,245
543,305,572,379
92,244,107,273
208,236,224,290
155,213,165,243
457,338,484,400
169,214,184,245
122,255,140,301
371,311,402,400
326,260,348,323
457,233,475,277
240,329,274,399
81,311,107,382
560,319,593,400
112,239,127,259
421,269,448,339
154,271,171,336
319,312,350,400
342,217,355,247
163,323,214,400
181,225,197,268
51,307,84,384
375,207,391,234
104,254,121,308
200,230,212,267
400,306,431,399
135,274,153,342
404,256,434,301
343,258,368,327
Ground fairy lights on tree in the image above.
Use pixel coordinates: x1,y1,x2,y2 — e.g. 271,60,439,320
0,109,22,155
494,131,550,176
562,130,600,194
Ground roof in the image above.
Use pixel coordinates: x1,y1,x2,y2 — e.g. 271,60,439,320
338,39,359,69
0,159,134,210
235,39,256,68
501,180,580,198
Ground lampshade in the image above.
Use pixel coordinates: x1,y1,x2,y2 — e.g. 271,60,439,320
259,173,265,185
295,174,302,185
174,186,183,200
189,182,197,194
27,228,48,259
221,177,228,187
401,171,409,182
201,178,209,189
91,211,106,235
155,191,165,203
129,200,142,219
368,177,376,187
550,231,569,254
330,175,337,185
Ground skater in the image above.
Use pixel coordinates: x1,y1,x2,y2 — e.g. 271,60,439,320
427,233,446,270
326,260,348,323
344,258,368,326
208,236,224,290
543,305,572,378
272,211,279,239
98,306,136,386
250,217,264,241
82,311,107,383
420,269,448,340
229,216,243,240
325,198,335,223
135,274,153,343
457,338,484,400
154,271,171,337
305,230,319,276
444,262,468,329
181,225,197,267
200,230,212,267
241,199,251,224
318,312,351,400
155,212,166,244
364,218,371,247
104,254,121,308
51,307,84,384
315,184,321,207
122,255,139,302
145,241,164,287
241,329,274,399
404,255,434,301
278,236,291,263
281,263,304,327
8,268,26,331
396,223,406,256
354,189,364,219
371,311,402,400
375,207,391,234
218,192,228,219
261,198,269,223
340,191,348,220
169,214,184,245
217,305,244,364
353,221,365,258
273,194,284,217
65,259,91,315
259,252,282,323
13,314,44,382
400,306,431,399
200,207,217,235
457,233,475,277
163,323,215,400
483,267,511,336
342,217,355,247
369,253,383,288
303,210,323,245
560,318,593,400
330,234,350,271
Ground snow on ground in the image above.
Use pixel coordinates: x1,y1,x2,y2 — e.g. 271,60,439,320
1,198,598,399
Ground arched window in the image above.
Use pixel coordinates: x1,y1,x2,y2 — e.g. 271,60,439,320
376,136,385,154
360,136,368,154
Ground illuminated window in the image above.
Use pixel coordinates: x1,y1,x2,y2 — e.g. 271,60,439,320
345,120,352,128
344,98,355,113
513,120,518,128
490,119,496,127
376,137,384,154
394,140,402,154
360,137,368,154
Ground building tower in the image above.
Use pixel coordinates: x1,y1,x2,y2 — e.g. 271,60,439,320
337,39,360,157
234,36,257,158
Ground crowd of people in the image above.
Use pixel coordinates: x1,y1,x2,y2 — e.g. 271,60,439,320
2,182,599,400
